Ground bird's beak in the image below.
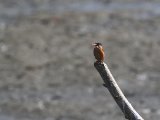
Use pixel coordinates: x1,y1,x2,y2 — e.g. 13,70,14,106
92,43,97,46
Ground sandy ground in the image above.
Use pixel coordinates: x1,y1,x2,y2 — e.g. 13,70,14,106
0,0,160,120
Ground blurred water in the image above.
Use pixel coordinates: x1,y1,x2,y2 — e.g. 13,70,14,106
0,1,160,120
1,1,160,23
0,115,14,120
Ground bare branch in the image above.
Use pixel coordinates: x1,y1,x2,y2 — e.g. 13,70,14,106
94,61,144,120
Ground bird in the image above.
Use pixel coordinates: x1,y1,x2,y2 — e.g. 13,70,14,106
92,42,105,62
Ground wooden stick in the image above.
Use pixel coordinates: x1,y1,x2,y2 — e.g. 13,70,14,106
94,61,144,120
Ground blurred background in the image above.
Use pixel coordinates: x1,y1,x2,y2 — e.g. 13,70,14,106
0,0,160,120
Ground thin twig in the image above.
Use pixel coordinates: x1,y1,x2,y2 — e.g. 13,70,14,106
94,61,144,120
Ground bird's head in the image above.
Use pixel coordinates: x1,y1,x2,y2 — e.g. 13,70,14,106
92,42,102,47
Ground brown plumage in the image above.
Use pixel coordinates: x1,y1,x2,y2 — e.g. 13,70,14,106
92,42,105,62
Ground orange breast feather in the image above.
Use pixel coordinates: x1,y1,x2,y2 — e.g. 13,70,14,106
93,47,104,61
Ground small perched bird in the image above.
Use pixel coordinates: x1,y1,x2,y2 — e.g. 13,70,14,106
92,42,105,62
